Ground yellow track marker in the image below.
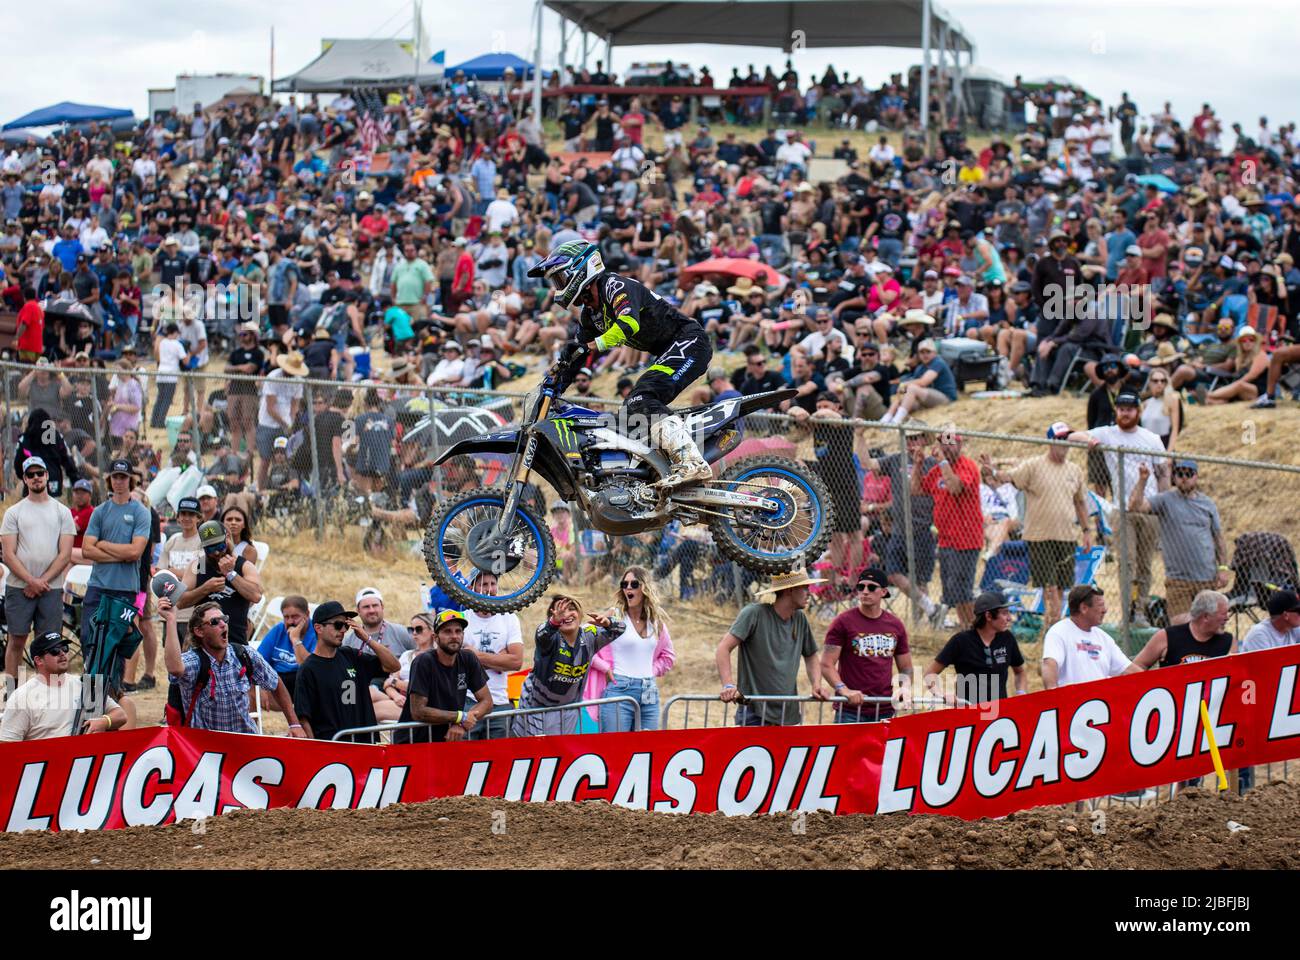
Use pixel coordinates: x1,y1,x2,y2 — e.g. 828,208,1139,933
1200,700,1228,791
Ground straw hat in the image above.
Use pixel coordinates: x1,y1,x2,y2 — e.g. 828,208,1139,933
901,308,935,326
755,566,826,598
277,351,309,377
384,358,412,381
726,276,758,297
1150,312,1179,332
1147,342,1184,367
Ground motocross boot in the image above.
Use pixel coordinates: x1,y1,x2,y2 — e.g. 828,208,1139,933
651,414,713,489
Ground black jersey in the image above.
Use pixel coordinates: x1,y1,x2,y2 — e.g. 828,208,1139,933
578,272,694,355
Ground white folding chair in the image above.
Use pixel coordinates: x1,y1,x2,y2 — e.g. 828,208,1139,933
251,595,285,645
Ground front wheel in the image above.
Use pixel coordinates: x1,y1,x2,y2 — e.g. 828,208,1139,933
707,456,834,574
423,489,556,614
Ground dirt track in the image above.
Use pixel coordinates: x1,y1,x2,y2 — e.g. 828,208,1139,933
2,780,1297,870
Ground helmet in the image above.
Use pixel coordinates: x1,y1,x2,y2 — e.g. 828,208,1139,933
527,241,604,308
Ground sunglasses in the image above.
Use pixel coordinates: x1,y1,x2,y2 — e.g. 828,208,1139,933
857,582,884,593
329,620,350,631
41,644,70,657
24,470,46,478
621,579,641,590
203,615,229,627
1173,469,1197,479
410,624,428,634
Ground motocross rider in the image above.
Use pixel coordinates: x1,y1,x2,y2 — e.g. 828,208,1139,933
529,240,714,488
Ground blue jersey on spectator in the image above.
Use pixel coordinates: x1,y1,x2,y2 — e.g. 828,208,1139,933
86,499,152,592
258,621,318,675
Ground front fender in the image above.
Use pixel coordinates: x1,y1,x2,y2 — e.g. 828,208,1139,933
432,431,519,466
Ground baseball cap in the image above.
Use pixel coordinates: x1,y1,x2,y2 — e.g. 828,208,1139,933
177,497,201,515
312,600,357,625
1173,459,1199,473
973,591,1009,617
355,587,383,605
922,269,939,280
956,275,974,286
1266,590,1300,617
72,479,93,492
108,458,133,477
21,455,47,474
30,631,69,658
434,609,469,631
1115,391,1141,408
273,436,289,451
150,570,183,600
198,520,227,548
855,567,890,596
1125,244,1142,256
1068,583,1105,609
196,484,218,499
1046,421,1072,441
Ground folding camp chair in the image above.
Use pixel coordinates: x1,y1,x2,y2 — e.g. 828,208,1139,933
995,545,1107,622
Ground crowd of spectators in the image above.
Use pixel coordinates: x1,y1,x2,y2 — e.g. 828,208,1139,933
0,61,1296,765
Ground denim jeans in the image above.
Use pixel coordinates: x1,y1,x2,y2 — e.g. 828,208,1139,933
876,237,903,270
599,675,659,733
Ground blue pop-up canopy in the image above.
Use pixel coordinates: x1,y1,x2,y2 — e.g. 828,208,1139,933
444,52,541,80
3,101,134,130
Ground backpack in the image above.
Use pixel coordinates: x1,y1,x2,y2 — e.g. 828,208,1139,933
163,643,256,727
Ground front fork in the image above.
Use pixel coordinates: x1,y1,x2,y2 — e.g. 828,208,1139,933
494,392,551,539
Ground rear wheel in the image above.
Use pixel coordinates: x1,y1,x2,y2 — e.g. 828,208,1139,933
423,489,556,614
707,456,833,574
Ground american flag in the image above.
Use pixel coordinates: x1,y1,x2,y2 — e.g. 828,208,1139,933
357,112,392,153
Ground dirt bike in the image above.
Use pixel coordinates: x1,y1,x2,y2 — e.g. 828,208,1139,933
423,357,834,613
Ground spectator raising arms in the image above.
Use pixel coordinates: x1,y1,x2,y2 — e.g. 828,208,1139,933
161,597,303,736
514,595,623,737
586,566,676,733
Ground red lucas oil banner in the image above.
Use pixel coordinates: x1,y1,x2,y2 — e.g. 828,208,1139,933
2,645,1299,830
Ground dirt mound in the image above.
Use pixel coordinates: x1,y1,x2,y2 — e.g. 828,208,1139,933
3,781,1297,870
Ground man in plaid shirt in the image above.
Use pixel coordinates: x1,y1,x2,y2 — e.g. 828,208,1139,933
162,598,305,735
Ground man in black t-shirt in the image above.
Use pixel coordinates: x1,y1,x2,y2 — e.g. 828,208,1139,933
736,349,788,396
225,323,265,458
294,600,400,741
397,610,491,744
924,592,1026,704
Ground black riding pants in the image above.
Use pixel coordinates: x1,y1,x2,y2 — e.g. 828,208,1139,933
624,323,713,423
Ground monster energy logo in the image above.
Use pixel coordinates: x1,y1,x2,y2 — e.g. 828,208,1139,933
552,418,578,450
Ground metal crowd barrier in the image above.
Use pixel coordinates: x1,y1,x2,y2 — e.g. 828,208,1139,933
331,696,643,743
660,693,968,730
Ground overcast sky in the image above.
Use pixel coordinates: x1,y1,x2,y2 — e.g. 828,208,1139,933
6,0,1297,133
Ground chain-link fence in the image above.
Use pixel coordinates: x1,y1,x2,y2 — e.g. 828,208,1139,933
2,358,1296,649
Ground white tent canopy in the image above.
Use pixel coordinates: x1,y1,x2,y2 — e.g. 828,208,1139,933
542,0,973,53
273,38,445,93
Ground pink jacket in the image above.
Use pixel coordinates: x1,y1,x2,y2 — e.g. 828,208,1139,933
583,621,676,719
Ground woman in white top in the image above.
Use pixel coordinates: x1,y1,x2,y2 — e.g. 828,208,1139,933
151,321,188,426
589,566,676,733
383,612,435,710
1140,366,1182,449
